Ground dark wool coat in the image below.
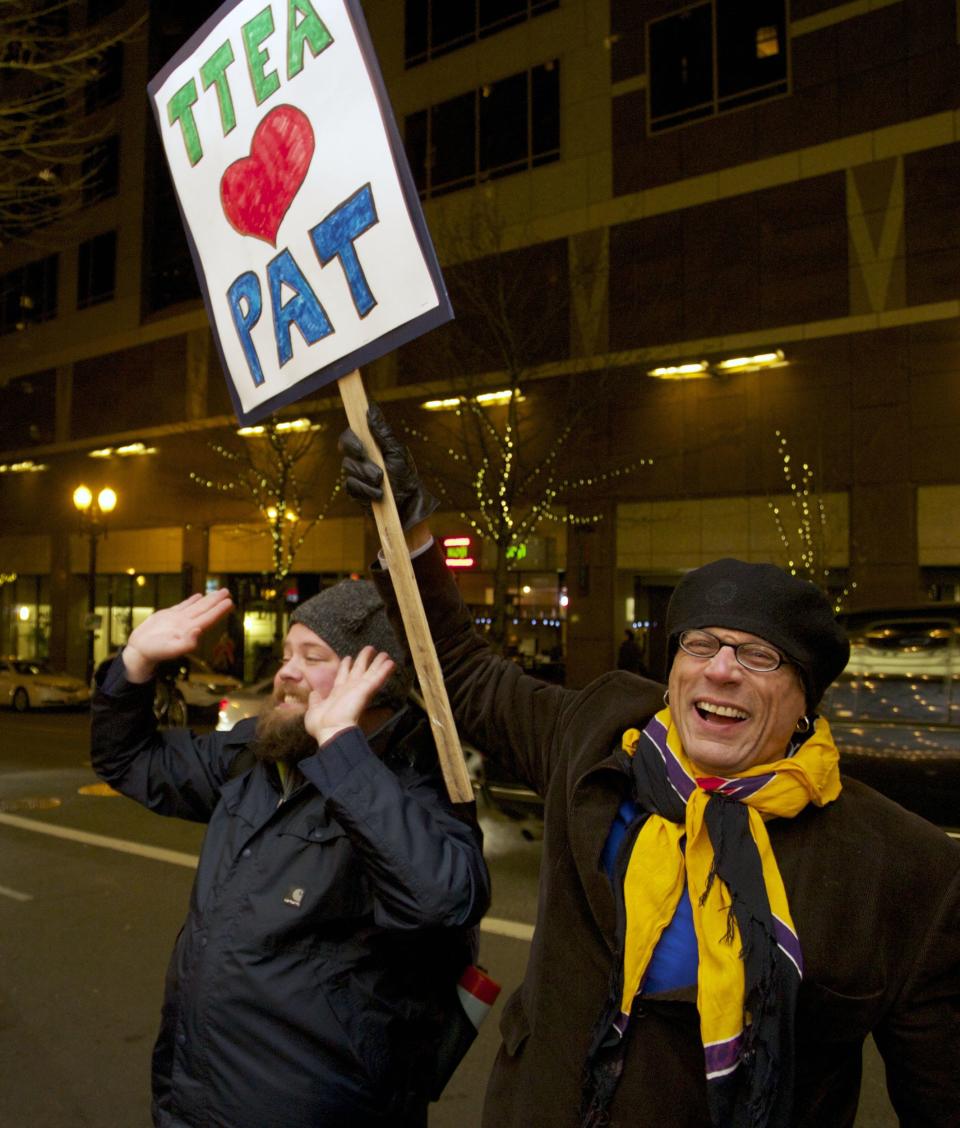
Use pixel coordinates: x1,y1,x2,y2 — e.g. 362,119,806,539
91,660,489,1128
377,543,960,1128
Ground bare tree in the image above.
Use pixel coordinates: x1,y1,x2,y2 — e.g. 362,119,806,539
0,0,144,242
190,416,341,641
397,196,649,649
767,429,856,612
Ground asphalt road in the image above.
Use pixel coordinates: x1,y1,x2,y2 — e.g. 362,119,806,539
0,709,899,1127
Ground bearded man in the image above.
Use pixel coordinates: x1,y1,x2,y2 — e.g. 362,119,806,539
91,579,489,1128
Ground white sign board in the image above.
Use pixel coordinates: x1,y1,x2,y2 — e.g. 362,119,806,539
148,0,452,424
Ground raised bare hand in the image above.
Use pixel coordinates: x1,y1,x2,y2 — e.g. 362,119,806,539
303,646,396,747
122,589,234,684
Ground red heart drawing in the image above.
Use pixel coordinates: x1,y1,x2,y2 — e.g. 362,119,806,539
220,105,315,247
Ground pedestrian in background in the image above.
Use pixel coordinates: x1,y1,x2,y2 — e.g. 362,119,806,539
616,628,648,676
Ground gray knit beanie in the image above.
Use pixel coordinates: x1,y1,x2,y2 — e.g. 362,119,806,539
665,558,850,709
290,579,411,710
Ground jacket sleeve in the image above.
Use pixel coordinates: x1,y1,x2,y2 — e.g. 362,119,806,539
874,858,960,1123
90,652,251,823
372,540,576,798
300,725,490,930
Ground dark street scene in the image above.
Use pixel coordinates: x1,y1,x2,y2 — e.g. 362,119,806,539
2,0,959,1125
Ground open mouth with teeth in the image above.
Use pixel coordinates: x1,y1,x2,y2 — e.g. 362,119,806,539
694,700,748,726
277,693,308,709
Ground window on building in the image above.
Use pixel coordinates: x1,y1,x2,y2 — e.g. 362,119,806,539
85,42,123,113
77,231,117,309
82,135,120,204
406,61,560,199
0,256,59,336
405,0,558,67
648,0,787,134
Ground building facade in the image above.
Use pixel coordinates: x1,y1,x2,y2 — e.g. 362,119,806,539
2,0,960,686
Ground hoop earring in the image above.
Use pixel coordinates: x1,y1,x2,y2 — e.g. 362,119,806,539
795,715,811,734
663,690,670,706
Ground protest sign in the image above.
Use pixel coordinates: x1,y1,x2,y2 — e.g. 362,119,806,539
148,0,471,800
148,0,452,425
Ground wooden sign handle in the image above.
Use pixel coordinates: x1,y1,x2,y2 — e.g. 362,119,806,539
337,369,473,804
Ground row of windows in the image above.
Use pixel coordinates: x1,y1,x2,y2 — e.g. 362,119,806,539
648,0,788,133
405,62,560,199
405,0,557,67
0,233,117,335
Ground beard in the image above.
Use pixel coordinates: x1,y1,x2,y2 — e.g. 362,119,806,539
252,699,319,765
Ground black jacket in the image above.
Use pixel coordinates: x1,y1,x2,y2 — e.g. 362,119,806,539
376,543,960,1128
91,661,490,1128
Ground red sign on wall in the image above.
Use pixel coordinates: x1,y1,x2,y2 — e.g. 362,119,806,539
442,536,475,569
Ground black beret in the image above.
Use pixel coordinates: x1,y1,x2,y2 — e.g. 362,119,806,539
665,558,850,709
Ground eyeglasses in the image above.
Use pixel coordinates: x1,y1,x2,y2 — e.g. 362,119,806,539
677,629,787,673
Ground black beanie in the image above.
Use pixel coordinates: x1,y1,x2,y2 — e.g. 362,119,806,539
290,579,411,711
665,558,849,709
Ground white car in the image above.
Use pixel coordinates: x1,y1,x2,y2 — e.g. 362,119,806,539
97,652,242,727
0,656,92,712
153,654,242,726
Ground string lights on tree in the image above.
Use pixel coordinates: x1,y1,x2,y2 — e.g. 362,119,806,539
189,416,340,639
768,430,855,613
405,388,652,649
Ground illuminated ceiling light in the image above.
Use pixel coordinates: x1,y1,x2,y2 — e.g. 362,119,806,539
17,606,30,622
89,442,157,458
421,389,521,410
646,361,709,380
238,418,315,436
474,389,520,406
422,397,462,411
0,459,47,473
115,441,157,456
715,348,786,372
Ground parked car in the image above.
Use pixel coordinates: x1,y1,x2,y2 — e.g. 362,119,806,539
0,656,91,711
823,605,960,829
95,651,242,727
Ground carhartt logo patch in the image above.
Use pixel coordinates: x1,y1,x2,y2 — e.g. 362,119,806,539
283,886,306,908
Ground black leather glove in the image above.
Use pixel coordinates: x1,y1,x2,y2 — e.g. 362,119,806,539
339,402,439,531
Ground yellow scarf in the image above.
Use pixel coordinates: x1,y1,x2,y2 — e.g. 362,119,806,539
619,707,841,1079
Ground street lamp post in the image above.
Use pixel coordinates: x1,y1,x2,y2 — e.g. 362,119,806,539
73,485,117,683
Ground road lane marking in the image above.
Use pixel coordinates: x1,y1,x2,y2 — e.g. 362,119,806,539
0,813,539,940
0,883,33,902
481,916,534,942
0,813,199,869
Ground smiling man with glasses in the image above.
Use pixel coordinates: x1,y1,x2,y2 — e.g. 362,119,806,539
341,408,960,1128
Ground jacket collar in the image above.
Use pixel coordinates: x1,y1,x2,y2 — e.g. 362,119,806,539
568,749,634,953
